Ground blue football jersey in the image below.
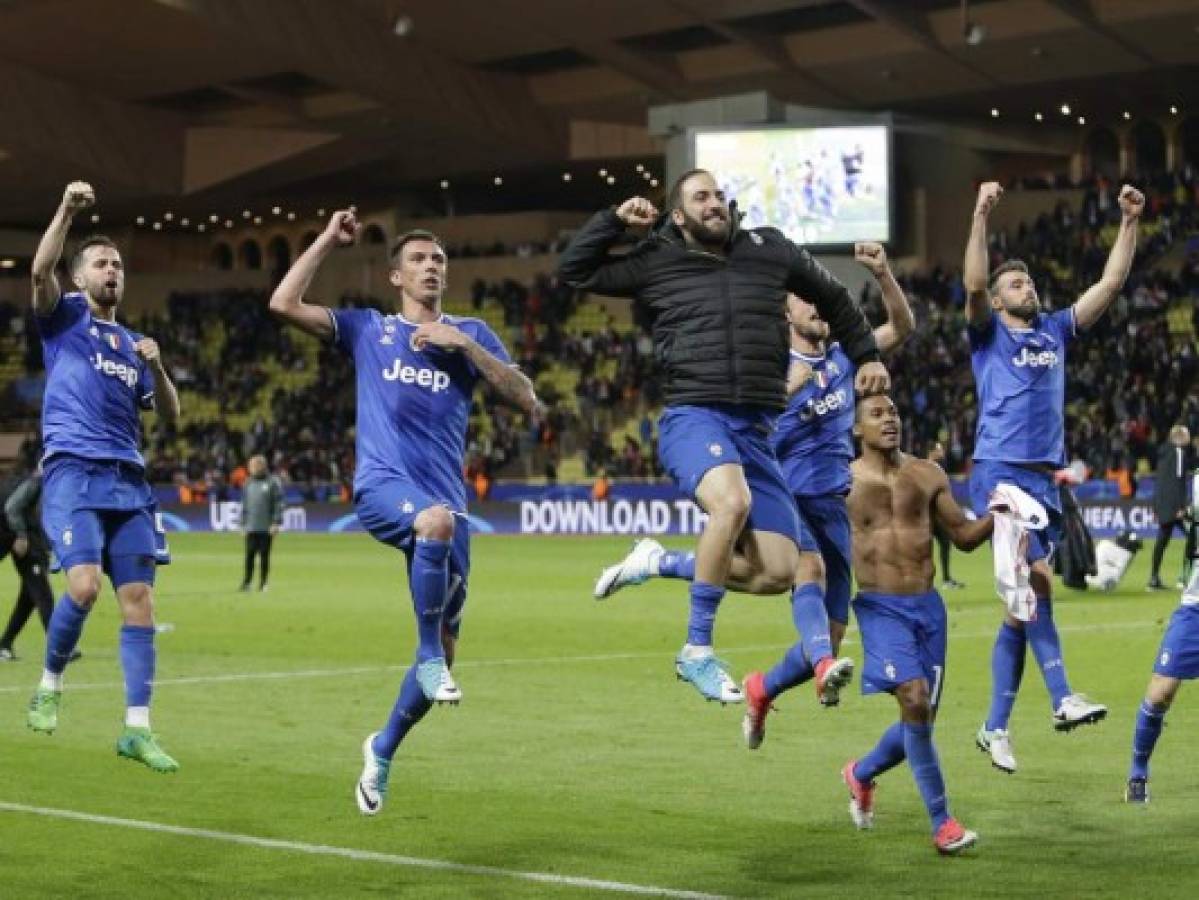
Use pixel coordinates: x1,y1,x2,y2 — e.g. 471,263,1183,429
37,292,155,469
772,344,856,497
331,308,512,511
970,307,1075,466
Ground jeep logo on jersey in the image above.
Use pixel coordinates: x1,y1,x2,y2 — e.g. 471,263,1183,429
799,388,849,422
1012,347,1060,368
381,359,451,392
92,352,138,388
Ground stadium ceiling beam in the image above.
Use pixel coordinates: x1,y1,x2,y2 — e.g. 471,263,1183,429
666,0,855,105
1042,0,1158,66
0,58,182,194
842,0,1001,89
150,0,565,158
571,40,692,102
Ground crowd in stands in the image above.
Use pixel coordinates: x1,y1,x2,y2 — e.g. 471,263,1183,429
882,167,1199,479
3,167,1198,498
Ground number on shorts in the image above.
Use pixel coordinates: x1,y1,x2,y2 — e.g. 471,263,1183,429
929,664,945,709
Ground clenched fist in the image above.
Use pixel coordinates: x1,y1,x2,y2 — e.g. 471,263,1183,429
1118,184,1145,220
854,241,888,277
135,337,163,368
615,196,658,227
974,181,1002,218
62,181,95,214
855,360,890,396
322,210,360,247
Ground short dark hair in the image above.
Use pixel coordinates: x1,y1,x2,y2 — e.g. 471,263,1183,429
389,229,445,266
667,168,713,212
988,259,1029,294
70,235,119,273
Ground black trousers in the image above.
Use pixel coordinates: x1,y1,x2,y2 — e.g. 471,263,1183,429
0,552,54,650
243,531,274,586
1150,518,1191,580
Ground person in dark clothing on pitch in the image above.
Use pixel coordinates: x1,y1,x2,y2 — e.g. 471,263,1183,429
0,468,69,661
239,454,284,592
1149,426,1194,590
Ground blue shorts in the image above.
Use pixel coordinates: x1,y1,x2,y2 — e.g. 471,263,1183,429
354,479,471,638
658,405,802,549
1153,605,1199,680
970,459,1062,563
853,590,948,705
796,493,852,625
41,455,164,587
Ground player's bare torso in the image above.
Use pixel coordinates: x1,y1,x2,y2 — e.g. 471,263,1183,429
848,453,944,595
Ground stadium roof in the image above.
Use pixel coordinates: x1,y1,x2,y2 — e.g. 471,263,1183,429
0,0,1196,223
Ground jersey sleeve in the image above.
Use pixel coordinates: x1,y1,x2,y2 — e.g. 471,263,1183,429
35,292,87,339
329,308,369,354
967,312,998,350
136,356,156,410
470,321,514,370
1047,307,1078,344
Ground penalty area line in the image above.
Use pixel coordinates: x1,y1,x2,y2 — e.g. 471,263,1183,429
0,801,728,899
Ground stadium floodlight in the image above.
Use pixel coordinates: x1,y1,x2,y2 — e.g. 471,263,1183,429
961,0,986,45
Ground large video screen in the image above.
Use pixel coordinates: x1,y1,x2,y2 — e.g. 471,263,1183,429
693,124,891,246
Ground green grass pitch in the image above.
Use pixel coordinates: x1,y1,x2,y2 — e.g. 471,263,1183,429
1,533,1197,898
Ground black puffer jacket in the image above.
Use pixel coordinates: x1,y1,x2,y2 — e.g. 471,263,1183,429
558,208,878,412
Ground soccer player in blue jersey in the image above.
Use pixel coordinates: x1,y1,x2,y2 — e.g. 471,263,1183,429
740,241,913,747
27,181,181,772
965,180,1145,773
570,174,886,707
1125,569,1199,803
268,210,540,815
840,394,991,854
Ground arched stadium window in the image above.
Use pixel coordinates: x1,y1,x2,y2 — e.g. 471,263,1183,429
267,235,291,271
1132,120,1167,175
1084,127,1119,178
362,223,386,245
239,238,262,270
1181,116,1199,169
210,242,234,270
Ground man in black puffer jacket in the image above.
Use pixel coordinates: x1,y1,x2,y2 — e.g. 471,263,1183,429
560,168,888,705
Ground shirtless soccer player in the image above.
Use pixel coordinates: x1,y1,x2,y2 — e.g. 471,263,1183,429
840,394,993,854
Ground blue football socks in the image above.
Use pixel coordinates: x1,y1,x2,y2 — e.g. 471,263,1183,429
1129,700,1167,780
411,539,450,663
986,621,1026,731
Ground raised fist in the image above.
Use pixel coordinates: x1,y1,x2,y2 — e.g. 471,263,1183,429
62,181,95,214
854,241,888,277
975,181,1002,217
1118,184,1145,220
615,196,658,227
323,209,360,247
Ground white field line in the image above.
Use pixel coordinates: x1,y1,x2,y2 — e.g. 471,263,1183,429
0,619,1157,696
0,801,728,899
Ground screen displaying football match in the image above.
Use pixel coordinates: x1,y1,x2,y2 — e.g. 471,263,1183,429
693,124,891,245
